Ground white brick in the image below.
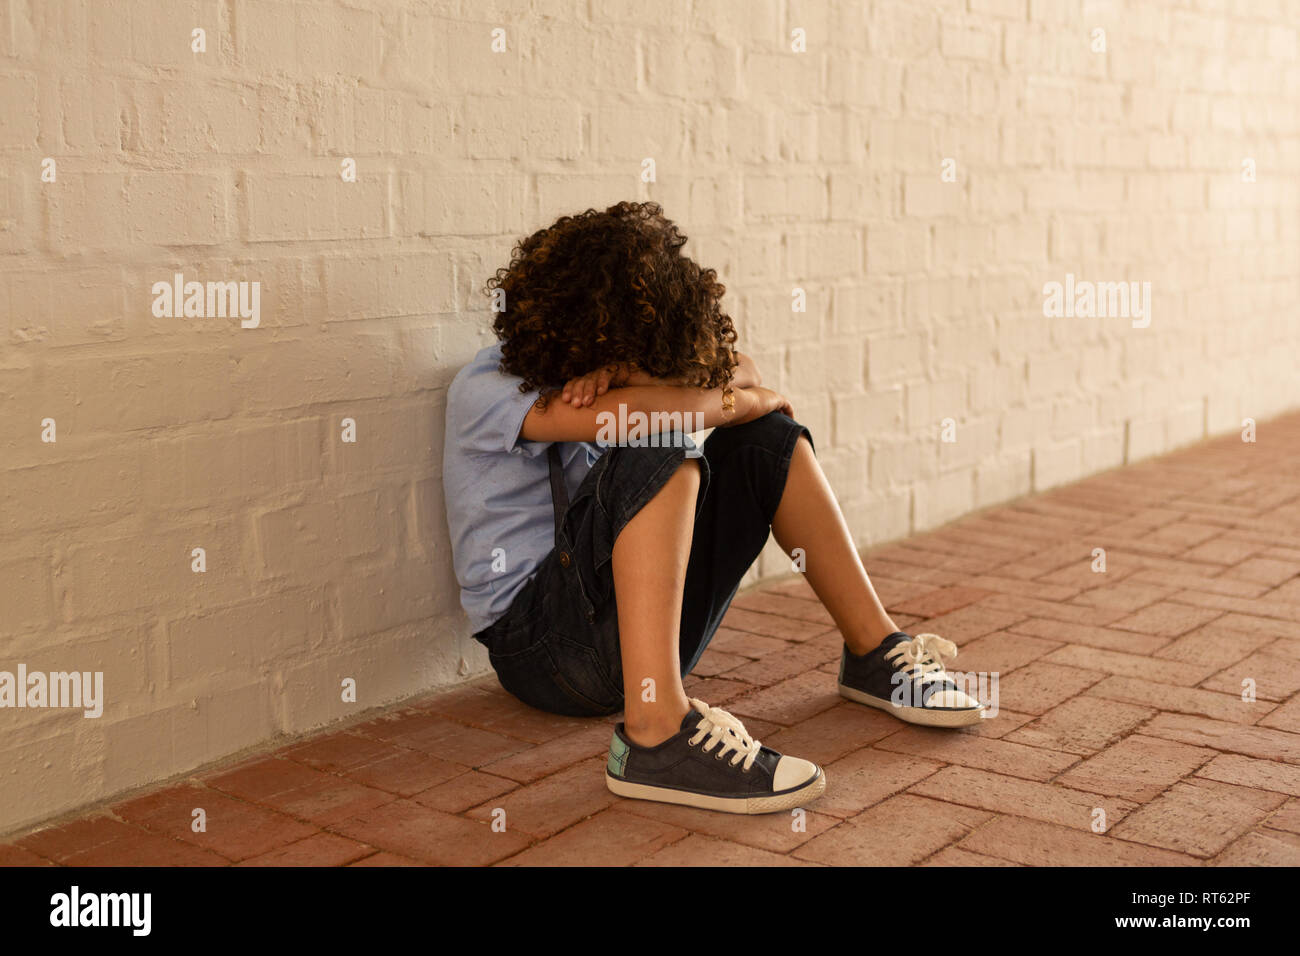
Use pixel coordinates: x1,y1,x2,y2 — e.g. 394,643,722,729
1033,438,1084,490
914,468,976,530
3,0,1300,839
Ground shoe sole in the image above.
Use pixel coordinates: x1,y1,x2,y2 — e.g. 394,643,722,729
838,683,985,727
605,767,826,815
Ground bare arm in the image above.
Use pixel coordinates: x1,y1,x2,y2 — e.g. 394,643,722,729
734,352,762,388
559,352,763,408
622,352,762,389
520,381,789,444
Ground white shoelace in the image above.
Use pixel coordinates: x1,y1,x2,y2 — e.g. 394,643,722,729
885,633,959,684
686,698,762,772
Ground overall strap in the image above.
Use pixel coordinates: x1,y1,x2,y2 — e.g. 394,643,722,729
546,442,569,541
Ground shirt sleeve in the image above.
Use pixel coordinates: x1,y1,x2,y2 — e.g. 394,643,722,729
451,355,546,458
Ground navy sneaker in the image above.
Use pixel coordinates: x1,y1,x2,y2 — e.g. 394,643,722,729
839,631,984,727
604,698,825,814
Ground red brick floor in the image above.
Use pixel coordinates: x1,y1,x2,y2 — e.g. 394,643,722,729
5,415,1300,866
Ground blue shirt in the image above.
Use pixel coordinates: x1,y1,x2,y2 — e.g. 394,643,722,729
443,344,606,634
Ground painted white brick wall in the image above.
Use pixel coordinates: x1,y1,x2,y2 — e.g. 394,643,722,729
1,0,1298,834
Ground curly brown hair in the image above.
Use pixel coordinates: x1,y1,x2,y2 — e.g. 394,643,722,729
484,201,738,404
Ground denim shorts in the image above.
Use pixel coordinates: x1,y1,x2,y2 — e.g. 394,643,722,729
472,411,813,717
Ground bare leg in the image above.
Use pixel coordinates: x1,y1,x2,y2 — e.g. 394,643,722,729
611,458,699,747
771,436,899,655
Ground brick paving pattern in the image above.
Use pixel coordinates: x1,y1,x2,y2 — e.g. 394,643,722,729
4,416,1300,866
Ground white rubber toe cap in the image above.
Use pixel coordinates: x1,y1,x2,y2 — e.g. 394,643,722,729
773,755,820,791
927,688,983,710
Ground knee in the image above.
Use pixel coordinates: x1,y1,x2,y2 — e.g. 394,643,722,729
597,439,703,515
704,410,811,460
607,436,696,474
647,445,702,495
670,453,701,487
